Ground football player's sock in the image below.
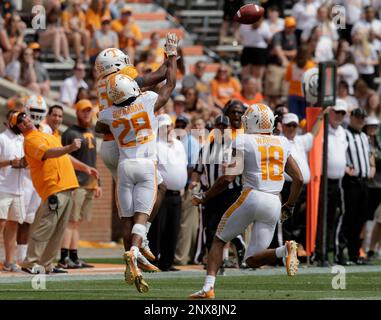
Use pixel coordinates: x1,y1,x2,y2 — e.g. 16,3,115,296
60,248,69,262
203,275,215,292
275,245,287,258
223,247,229,261
69,249,79,262
17,244,28,264
131,246,139,260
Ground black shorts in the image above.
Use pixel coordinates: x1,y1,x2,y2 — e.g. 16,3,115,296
240,47,268,66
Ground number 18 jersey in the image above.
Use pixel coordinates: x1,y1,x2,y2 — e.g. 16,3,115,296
235,134,291,194
99,91,158,161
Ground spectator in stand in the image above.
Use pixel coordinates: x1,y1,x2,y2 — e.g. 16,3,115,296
2,13,26,65
18,48,45,94
366,116,381,260
273,104,289,135
149,114,188,271
182,60,211,102
365,92,381,118
233,76,264,106
60,62,89,107
337,81,359,127
362,116,381,259
3,45,22,83
38,3,72,64
351,6,381,60
285,45,315,120
291,0,319,44
301,4,339,50
219,0,244,44
210,64,241,110
306,25,334,63
337,50,359,95
75,87,90,103
338,108,373,265
62,0,91,63
170,94,187,122
354,78,373,108
0,111,28,272
263,5,284,38
144,32,165,65
85,0,111,35
236,17,271,90
184,87,212,117
136,51,161,76
59,99,101,269
265,16,297,108
90,16,118,61
29,43,51,96
350,29,379,90
111,5,142,64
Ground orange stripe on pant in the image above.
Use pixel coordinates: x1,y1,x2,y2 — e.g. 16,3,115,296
216,188,252,236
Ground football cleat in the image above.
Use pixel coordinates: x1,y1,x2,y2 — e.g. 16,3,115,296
123,251,149,293
140,238,156,261
137,252,160,273
285,240,299,276
189,288,215,299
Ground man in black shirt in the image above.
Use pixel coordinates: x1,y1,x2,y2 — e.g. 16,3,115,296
264,17,297,108
58,99,102,268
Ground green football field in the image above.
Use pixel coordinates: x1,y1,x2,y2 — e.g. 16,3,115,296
1,265,381,300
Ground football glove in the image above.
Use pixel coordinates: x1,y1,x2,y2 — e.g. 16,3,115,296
280,203,295,223
164,32,179,57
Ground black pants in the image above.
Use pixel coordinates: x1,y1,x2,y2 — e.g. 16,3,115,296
338,176,369,261
203,188,241,251
315,178,343,261
148,190,182,271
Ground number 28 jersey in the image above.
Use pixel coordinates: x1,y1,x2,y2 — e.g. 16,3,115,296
235,134,291,194
98,91,158,161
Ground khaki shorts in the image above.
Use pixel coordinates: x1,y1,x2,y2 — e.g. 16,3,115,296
264,64,288,97
375,202,381,224
0,192,25,223
70,187,95,222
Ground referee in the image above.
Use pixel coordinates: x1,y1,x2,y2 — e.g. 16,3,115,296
191,111,246,267
338,108,374,265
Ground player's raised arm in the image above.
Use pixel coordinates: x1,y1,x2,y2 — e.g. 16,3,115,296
153,33,178,112
137,60,168,89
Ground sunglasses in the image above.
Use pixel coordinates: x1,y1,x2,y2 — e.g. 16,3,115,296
334,110,346,116
17,113,27,124
285,123,298,128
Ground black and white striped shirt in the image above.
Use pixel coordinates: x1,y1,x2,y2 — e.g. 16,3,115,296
345,126,371,178
194,137,242,191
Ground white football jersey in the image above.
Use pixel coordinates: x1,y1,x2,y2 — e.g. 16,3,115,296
235,134,291,194
99,91,159,160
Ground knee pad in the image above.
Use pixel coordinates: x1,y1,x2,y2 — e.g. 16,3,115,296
131,223,146,238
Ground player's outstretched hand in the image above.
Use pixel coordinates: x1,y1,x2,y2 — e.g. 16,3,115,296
164,32,179,57
280,203,295,223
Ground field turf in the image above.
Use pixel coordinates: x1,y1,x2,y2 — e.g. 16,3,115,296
0,266,380,300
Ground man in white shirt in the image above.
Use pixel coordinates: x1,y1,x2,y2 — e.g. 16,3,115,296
149,114,188,271
59,63,88,107
314,99,350,265
292,0,320,43
279,112,324,251
0,111,28,272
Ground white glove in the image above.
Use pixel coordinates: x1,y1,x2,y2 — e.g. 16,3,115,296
164,32,179,57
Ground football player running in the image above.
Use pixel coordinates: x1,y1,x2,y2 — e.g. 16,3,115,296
96,33,178,293
94,36,174,265
190,104,304,299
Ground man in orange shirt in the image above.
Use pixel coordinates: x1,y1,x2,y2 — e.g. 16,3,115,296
12,112,98,274
233,76,264,106
111,6,142,64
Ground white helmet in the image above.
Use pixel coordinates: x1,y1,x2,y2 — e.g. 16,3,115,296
302,67,319,105
95,48,131,79
24,95,48,125
242,103,275,134
107,73,141,105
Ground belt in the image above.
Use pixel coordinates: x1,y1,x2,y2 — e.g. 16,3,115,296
344,175,368,183
103,133,115,141
166,190,180,196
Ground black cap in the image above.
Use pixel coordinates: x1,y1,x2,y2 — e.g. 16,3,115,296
351,108,367,118
214,115,230,127
175,115,189,124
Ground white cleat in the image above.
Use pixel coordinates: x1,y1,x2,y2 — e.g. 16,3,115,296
284,240,299,276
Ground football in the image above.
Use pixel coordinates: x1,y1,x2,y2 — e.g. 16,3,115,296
233,3,265,25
